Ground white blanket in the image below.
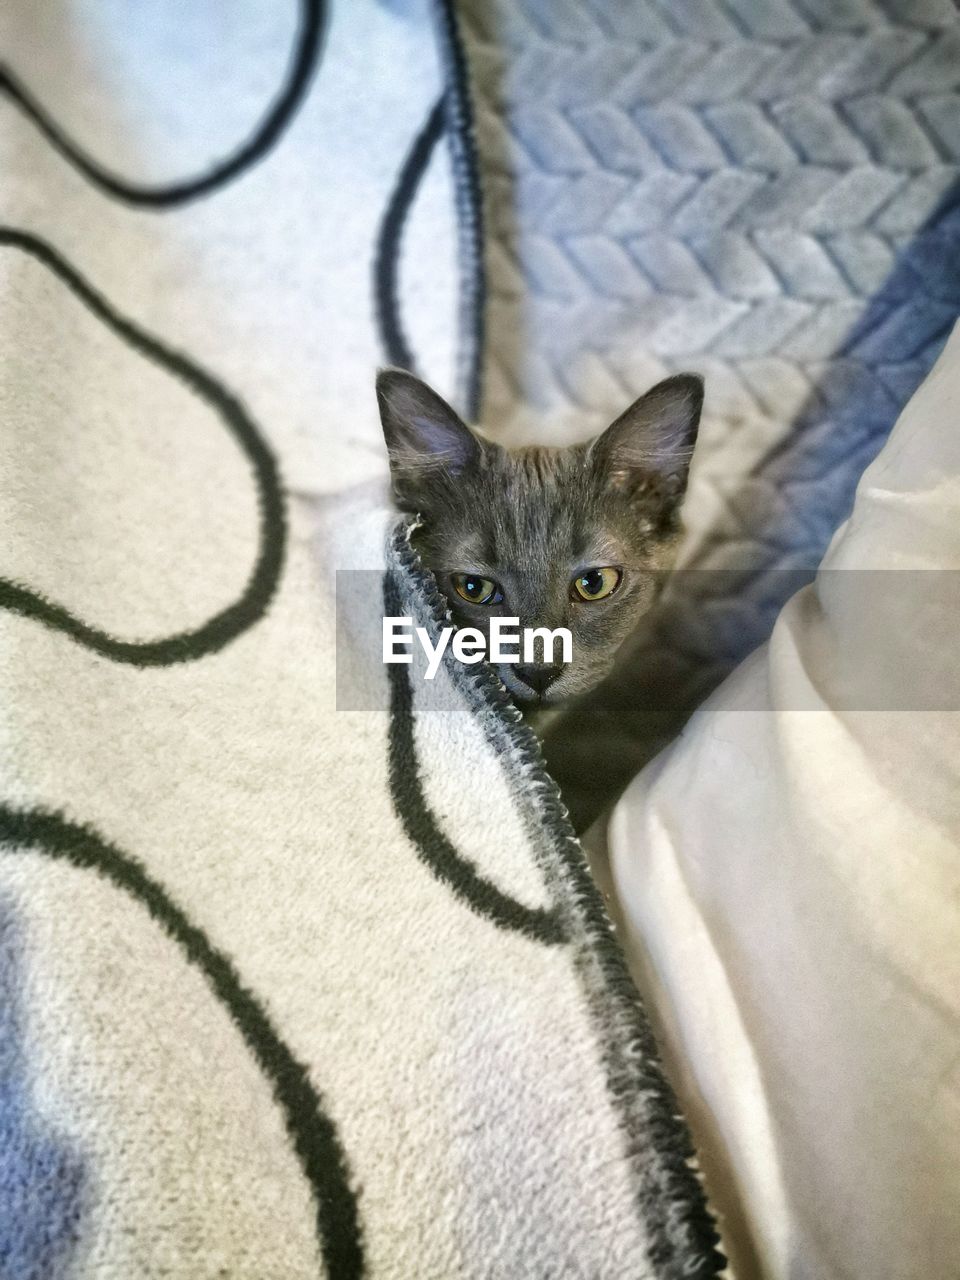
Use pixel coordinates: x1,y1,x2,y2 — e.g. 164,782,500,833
0,3,720,1276
604,324,960,1279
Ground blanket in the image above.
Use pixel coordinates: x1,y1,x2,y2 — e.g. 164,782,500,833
603,324,960,1279
0,2,722,1277
435,0,957,827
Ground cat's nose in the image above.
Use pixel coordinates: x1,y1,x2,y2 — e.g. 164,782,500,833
515,664,562,695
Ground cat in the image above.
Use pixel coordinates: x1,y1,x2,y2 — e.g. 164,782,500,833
376,368,703,713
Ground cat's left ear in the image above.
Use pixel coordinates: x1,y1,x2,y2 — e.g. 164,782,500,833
590,373,703,526
376,369,482,509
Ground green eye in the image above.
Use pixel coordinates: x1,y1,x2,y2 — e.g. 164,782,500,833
572,566,621,601
452,573,503,606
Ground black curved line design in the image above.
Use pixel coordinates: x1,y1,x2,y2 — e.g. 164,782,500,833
0,804,364,1279
388,520,724,1275
0,229,286,666
373,97,446,373
383,572,567,947
410,5,723,1268
0,0,325,208
432,0,486,421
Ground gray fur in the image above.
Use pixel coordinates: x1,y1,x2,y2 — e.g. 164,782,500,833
377,369,703,709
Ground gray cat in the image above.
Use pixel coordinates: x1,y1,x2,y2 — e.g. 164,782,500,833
377,369,703,711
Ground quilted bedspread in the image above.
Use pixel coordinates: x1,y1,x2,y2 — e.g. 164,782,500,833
437,0,960,827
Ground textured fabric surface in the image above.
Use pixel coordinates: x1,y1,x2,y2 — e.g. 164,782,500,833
603,324,960,1280
444,0,960,827
0,3,720,1277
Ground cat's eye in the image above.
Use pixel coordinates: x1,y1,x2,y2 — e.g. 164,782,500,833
451,573,503,606
571,566,621,601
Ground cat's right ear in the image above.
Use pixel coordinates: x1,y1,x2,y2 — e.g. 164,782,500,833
589,373,703,528
376,369,482,509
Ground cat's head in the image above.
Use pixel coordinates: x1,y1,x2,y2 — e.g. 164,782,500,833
377,369,703,707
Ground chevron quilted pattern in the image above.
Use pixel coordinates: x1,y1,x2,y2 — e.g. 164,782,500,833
456,0,960,826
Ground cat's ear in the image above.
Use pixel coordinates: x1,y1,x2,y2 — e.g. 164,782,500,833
376,369,482,508
590,373,703,526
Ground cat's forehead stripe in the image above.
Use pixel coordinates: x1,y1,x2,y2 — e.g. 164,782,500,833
443,533,494,572
575,535,622,565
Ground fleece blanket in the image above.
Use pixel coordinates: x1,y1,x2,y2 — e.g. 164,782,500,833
0,3,722,1278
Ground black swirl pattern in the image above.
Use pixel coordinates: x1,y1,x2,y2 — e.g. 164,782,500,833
373,96,446,374
0,0,325,207
383,567,568,946
0,805,363,1277
0,230,286,666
